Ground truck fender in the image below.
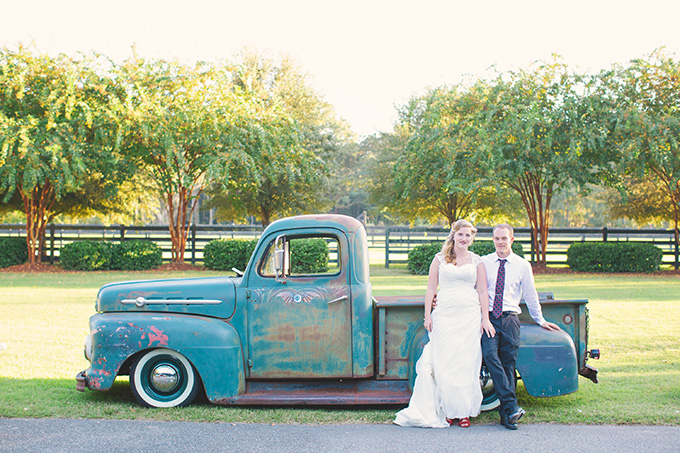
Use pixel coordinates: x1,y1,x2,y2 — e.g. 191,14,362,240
406,327,430,391
516,324,579,397
86,313,245,400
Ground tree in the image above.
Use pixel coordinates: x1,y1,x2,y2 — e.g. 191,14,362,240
116,56,253,262
605,51,680,246
605,175,672,227
207,51,347,226
0,46,127,264
370,84,523,227
477,59,614,265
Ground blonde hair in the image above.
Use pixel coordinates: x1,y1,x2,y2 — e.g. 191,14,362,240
441,219,477,264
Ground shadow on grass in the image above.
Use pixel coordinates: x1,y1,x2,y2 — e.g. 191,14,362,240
0,377,402,424
2,375,677,425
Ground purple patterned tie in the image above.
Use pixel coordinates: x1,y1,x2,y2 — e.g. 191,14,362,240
492,259,507,318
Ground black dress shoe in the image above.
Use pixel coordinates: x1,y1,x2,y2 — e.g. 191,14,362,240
508,407,525,425
500,416,518,430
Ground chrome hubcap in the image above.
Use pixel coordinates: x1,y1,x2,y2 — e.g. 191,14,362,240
151,364,179,392
480,368,494,394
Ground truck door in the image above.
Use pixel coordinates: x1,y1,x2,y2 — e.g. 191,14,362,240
246,230,353,378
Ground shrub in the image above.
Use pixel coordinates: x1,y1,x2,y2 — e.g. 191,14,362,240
59,240,114,271
111,240,162,271
0,237,28,268
290,238,329,274
203,239,257,271
567,242,663,273
407,240,525,275
470,240,524,258
407,242,442,275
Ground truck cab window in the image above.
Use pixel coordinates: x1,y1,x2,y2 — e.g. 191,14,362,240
260,235,340,277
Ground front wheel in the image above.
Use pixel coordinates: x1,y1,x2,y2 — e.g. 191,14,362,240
130,348,200,408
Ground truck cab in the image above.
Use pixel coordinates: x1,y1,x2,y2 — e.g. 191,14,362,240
76,214,599,408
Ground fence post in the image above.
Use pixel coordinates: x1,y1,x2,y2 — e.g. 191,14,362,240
602,227,608,242
675,231,679,270
385,227,390,268
530,229,535,264
191,224,197,265
49,224,55,264
120,224,126,243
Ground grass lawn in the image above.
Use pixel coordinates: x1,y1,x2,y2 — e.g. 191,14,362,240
0,266,678,425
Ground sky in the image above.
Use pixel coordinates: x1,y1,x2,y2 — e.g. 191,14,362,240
2,0,680,137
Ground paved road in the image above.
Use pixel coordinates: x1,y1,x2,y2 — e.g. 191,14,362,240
1,419,679,452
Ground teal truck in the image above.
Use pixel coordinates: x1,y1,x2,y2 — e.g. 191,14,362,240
76,214,599,408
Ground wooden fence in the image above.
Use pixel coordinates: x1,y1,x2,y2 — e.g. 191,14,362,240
0,224,263,265
383,226,680,269
1,224,678,269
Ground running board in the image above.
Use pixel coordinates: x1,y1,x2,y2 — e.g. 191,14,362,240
214,379,412,406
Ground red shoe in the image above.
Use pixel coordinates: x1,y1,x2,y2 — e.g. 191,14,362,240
446,418,455,426
458,417,470,428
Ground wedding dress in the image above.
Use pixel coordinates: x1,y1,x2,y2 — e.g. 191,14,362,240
394,252,483,428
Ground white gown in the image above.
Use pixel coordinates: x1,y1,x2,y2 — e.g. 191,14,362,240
394,252,483,428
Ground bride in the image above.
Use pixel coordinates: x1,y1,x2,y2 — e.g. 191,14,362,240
394,219,495,428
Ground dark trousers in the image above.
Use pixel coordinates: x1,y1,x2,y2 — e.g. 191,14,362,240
481,313,520,418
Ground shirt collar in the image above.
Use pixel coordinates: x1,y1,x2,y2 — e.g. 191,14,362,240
494,251,516,263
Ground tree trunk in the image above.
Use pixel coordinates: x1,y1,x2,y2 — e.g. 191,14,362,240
166,188,188,264
19,181,56,266
672,190,680,268
259,205,272,227
438,193,474,228
508,174,552,266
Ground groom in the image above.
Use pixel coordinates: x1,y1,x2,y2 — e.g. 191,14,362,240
481,224,561,430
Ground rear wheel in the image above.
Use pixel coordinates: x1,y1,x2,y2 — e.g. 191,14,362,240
130,349,200,408
480,362,500,411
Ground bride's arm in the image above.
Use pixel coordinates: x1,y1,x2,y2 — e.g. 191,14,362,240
423,256,440,332
476,262,495,337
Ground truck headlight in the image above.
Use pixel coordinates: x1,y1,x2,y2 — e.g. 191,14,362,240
83,334,93,362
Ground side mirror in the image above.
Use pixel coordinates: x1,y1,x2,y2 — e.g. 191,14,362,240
274,234,286,284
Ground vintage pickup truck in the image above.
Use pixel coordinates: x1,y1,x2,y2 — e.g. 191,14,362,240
76,214,599,409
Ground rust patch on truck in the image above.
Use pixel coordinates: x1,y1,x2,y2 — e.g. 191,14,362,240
148,326,169,347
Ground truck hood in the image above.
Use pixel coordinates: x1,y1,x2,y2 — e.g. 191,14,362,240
96,276,237,319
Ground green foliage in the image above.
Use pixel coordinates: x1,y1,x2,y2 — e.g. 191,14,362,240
290,238,329,274
407,240,525,275
605,51,680,241
203,239,258,271
208,52,342,226
0,237,28,268
0,45,133,264
369,85,524,226
59,241,114,271
477,59,616,264
407,242,442,275
469,240,524,258
61,240,167,271
110,240,162,271
567,242,663,273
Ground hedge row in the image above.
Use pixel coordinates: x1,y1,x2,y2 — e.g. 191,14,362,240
566,242,663,273
203,238,329,274
203,239,258,271
290,238,329,274
407,241,525,275
60,240,162,271
0,237,28,268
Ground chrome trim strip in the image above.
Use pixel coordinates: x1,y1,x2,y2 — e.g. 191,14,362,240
121,297,223,307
